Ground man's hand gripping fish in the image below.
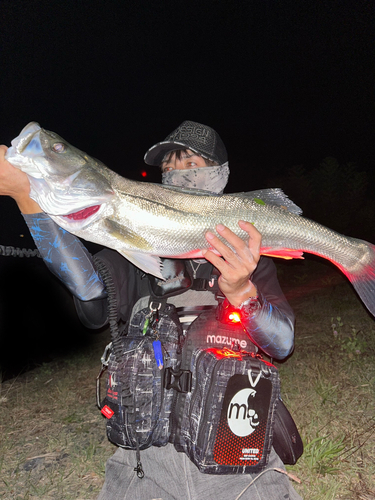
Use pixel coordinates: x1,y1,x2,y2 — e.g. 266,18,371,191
6,122,375,316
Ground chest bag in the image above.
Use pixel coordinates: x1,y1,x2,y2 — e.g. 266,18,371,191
99,303,182,449
168,308,280,474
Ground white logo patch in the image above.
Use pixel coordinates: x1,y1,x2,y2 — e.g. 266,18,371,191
227,388,260,437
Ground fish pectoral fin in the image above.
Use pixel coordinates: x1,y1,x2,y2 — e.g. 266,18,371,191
116,249,164,279
103,219,153,252
104,219,163,277
261,247,305,260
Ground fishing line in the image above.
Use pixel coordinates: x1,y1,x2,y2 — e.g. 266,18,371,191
234,467,301,500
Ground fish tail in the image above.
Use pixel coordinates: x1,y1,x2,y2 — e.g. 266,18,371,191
339,241,375,317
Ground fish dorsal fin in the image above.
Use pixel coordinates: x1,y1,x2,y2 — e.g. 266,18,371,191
235,188,303,215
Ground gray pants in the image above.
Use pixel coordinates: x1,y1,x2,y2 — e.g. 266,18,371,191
97,444,302,500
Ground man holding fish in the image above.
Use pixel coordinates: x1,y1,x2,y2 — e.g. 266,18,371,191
0,121,302,499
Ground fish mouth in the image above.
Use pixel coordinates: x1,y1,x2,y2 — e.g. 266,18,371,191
11,122,42,154
62,204,101,221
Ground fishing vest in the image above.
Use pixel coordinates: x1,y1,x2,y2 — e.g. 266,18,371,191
95,256,302,477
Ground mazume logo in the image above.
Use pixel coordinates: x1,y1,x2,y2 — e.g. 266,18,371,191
206,335,247,349
227,388,260,437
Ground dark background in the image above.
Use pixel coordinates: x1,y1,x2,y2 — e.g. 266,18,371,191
1,0,374,377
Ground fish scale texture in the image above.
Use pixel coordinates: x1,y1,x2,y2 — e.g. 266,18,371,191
6,122,375,316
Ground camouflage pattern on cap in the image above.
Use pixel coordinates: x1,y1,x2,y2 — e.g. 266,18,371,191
144,121,228,166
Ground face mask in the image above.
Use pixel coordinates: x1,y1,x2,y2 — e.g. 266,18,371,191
161,162,229,194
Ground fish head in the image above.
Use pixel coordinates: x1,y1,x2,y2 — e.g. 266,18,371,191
6,122,114,228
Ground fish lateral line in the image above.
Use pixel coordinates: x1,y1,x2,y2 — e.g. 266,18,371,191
118,189,221,216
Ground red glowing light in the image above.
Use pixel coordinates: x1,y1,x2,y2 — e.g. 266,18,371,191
228,311,241,323
208,348,242,359
141,171,147,177
217,300,244,325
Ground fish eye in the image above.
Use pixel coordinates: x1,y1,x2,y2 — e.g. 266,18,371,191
52,142,66,153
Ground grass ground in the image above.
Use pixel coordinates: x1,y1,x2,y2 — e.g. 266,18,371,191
0,256,374,499
278,258,375,499
0,334,113,500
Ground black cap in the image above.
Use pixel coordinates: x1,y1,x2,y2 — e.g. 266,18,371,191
144,120,228,166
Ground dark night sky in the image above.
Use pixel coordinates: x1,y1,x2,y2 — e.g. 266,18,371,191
0,0,374,376
1,0,375,242
1,1,375,238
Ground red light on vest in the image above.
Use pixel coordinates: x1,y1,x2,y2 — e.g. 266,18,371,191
208,347,242,359
217,297,260,326
216,299,244,326
228,311,241,323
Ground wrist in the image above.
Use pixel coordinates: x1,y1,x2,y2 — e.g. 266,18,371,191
15,195,43,214
238,294,258,309
226,282,258,308
216,293,261,324
238,294,261,318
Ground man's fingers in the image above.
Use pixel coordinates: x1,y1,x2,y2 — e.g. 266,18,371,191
237,220,262,254
205,229,238,263
238,220,262,241
206,223,261,264
201,248,222,269
0,145,8,162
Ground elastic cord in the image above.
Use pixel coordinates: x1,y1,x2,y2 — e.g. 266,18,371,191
92,256,123,361
0,245,41,258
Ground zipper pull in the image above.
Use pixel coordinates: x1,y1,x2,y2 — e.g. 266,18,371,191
142,315,151,335
143,302,161,335
151,307,159,330
153,339,163,370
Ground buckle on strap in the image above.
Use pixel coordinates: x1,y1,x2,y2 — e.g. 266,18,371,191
191,275,219,292
164,367,192,393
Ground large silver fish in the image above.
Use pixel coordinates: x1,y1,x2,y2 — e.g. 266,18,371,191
5,122,375,316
